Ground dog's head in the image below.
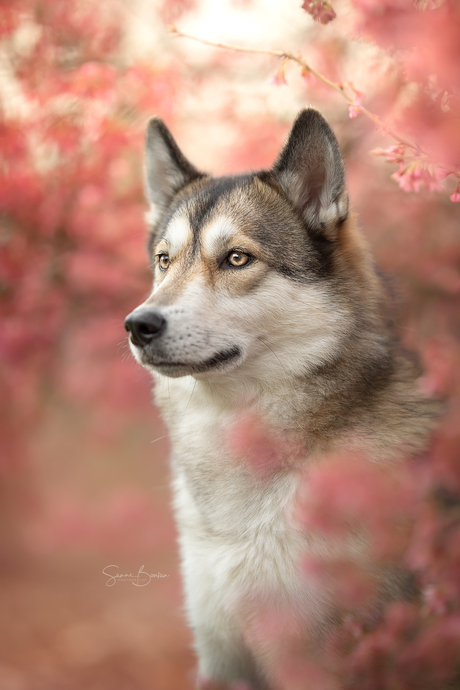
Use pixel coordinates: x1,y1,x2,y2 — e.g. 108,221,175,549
125,109,365,383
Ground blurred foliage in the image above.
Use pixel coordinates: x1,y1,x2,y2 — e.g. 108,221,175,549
0,0,460,687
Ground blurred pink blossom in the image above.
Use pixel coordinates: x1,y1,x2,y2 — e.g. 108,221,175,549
268,61,288,87
348,101,362,119
301,0,336,24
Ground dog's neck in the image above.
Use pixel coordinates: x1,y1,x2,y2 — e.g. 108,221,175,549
184,336,435,462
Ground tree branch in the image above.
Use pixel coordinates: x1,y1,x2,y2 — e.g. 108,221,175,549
169,25,424,155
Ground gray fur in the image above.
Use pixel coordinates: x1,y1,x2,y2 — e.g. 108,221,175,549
272,108,348,236
144,117,203,222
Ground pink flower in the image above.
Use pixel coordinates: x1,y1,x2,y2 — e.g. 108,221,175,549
301,67,316,86
223,412,301,479
371,144,406,164
267,73,287,87
450,186,460,202
348,101,362,119
268,61,288,87
392,166,418,192
392,162,445,193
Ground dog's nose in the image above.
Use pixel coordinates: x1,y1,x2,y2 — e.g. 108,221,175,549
124,309,166,347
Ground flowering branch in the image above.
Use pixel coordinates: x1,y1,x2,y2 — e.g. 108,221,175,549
169,26,421,150
169,25,460,198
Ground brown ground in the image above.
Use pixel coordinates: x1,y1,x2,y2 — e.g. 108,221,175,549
0,401,196,690
0,553,195,690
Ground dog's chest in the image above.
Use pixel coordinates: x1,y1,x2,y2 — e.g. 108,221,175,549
155,377,295,522
153,375,306,590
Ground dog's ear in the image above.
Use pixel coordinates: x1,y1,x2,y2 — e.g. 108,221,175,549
145,117,203,221
272,108,348,239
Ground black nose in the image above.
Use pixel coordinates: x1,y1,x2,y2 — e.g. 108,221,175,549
124,309,166,347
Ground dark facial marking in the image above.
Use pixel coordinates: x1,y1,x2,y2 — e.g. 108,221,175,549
146,345,241,374
149,171,340,285
185,176,256,260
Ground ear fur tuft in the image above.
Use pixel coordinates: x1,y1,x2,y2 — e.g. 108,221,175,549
272,108,348,239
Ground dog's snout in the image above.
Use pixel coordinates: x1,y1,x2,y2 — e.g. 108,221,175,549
124,309,166,347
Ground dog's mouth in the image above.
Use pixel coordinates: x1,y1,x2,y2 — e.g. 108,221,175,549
140,345,242,377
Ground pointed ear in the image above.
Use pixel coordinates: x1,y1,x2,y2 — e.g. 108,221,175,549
272,108,348,239
145,117,203,222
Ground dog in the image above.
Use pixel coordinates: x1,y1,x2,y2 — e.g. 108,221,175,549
124,109,438,689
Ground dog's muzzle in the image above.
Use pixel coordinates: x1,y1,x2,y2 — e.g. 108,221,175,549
124,308,166,348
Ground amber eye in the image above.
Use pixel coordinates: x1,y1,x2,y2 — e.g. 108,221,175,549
158,254,170,271
226,251,251,268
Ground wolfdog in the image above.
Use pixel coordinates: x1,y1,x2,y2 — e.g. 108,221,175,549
124,109,437,688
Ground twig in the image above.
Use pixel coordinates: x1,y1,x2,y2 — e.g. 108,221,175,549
169,25,423,156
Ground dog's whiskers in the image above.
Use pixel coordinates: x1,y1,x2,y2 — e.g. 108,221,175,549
150,435,168,444
181,379,197,420
258,336,283,369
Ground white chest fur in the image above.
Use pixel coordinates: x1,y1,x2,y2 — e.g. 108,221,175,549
153,374,332,684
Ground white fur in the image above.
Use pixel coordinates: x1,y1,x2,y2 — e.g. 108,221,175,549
152,352,362,685
201,216,236,256
277,167,348,229
153,373,327,684
162,214,192,259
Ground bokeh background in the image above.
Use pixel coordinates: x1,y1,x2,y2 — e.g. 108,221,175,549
1,0,459,688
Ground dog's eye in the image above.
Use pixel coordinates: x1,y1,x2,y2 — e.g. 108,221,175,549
226,251,252,268
158,254,170,271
